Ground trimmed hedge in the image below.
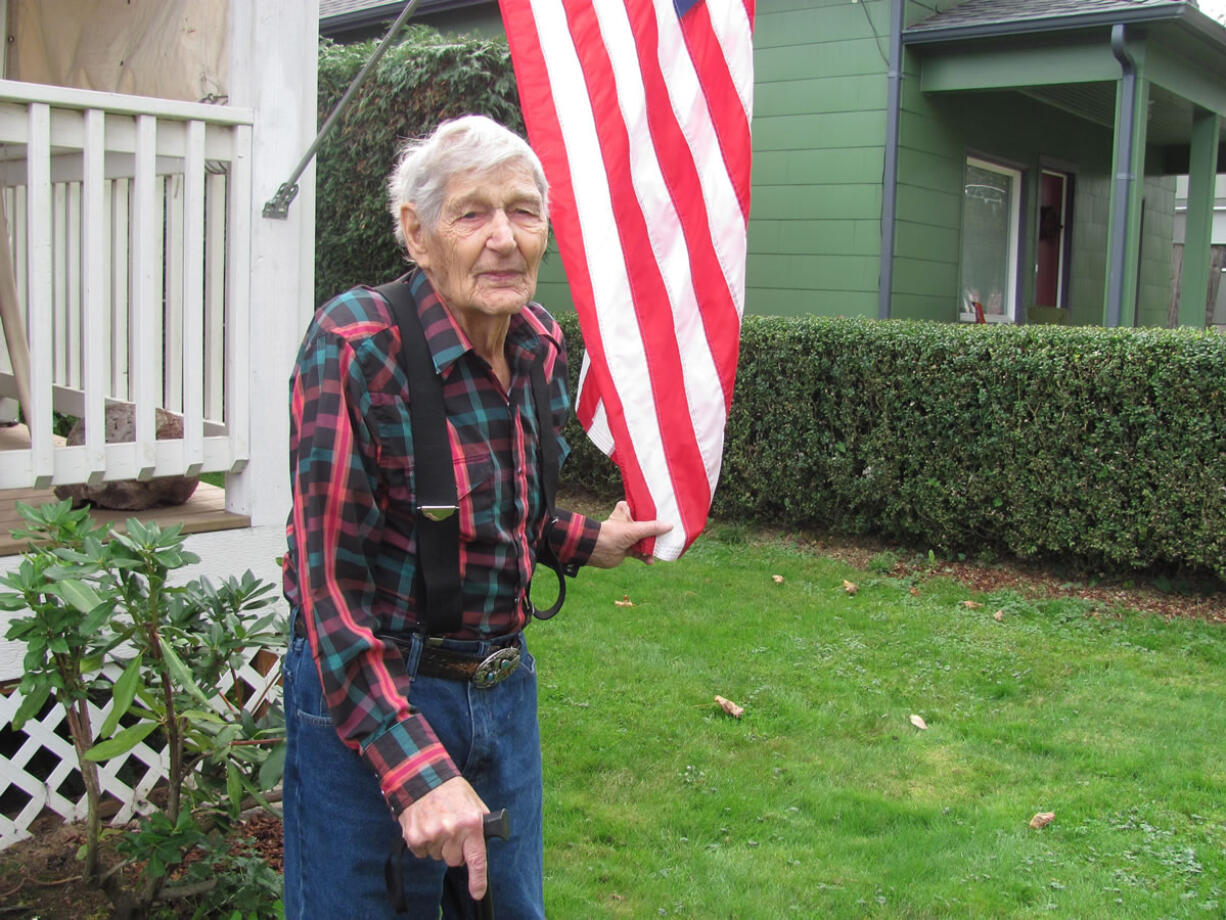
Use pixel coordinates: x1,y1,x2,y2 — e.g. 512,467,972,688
315,29,524,305
557,313,1226,579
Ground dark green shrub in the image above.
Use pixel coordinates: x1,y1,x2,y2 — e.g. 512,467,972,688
315,28,524,304
556,314,1226,579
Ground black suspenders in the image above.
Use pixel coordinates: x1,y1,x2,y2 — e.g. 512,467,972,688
376,275,567,634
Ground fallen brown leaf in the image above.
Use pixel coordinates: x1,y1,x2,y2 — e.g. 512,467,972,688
909,714,928,731
961,600,984,609
909,586,921,596
1029,811,1055,830
993,610,1004,622
843,580,859,595
772,574,785,584
714,695,745,719
613,594,635,607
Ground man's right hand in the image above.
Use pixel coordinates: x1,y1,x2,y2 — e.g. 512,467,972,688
398,776,490,899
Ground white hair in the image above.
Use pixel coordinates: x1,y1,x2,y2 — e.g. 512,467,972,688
386,114,549,248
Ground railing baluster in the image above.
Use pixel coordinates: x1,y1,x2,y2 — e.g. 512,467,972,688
52,180,66,389
164,173,184,414
130,114,158,479
110,176,129,402
225,123,252,472
82,108,107,484
204,168,226,423
67,180,82,392
27,103,53,488
182,120,205,477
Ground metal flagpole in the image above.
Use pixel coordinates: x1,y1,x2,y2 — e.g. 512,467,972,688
263,0,424,219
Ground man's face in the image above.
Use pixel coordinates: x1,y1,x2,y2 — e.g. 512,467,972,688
402,161,549,325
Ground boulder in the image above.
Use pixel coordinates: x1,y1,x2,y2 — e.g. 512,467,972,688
53,405,201,511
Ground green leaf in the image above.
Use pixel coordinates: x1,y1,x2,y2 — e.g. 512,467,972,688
179,707,226,725
159,638,211,706
50,578,103,615
226,758,242,819
84,720,157,761
80,601,112,634
258,741,287,791
11,683,52,731
100,655,144,738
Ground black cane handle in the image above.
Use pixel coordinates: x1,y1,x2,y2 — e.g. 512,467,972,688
483,808,510,841
477,809,510,920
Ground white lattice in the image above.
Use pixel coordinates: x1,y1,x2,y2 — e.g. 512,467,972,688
0,648,281,850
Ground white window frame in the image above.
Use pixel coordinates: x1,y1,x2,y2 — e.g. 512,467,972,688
959,156,1023,324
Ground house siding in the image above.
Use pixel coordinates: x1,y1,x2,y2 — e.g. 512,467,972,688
747,0,890,316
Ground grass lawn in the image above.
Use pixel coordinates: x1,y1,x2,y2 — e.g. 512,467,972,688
530,524,1226,919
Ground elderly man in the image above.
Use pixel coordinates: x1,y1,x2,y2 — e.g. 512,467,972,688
281,114,670,918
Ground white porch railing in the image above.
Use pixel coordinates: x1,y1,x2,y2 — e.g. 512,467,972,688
0,79,253,490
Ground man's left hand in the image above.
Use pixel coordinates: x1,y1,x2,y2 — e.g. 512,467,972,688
586,501,672,568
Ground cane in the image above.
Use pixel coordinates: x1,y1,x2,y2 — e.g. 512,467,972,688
476,809,510,920
385,809,511,917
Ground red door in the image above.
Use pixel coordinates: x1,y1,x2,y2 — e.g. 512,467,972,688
1036,171,1068,308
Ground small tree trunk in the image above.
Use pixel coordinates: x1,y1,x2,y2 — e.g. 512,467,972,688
63,697,103,883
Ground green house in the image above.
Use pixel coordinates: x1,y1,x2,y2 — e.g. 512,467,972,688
322,0,1226,327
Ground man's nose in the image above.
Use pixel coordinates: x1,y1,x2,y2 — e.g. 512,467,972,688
485,210,515,250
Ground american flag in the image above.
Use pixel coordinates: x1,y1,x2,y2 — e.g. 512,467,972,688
499,0,755,560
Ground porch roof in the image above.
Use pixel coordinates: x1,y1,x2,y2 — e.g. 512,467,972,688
903,0,1226,171
319,0,490,39
905,0,1204,43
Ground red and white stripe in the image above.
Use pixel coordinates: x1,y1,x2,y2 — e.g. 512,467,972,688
500,0,755,560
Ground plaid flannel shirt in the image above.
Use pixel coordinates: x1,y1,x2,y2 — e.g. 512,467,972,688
283,271,600,814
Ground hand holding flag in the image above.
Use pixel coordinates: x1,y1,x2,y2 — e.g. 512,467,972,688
586,500,674,568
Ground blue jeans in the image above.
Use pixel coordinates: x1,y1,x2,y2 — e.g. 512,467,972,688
281,623,545,919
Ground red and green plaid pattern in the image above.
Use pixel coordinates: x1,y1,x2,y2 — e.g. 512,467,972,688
283,271,599,812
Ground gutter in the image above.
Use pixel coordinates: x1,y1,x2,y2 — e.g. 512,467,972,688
902,4,1187,46
1106,22,1136,328
878,0,904,320
320,0,489,37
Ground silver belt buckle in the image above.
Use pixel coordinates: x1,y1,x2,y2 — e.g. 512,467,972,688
472,646,521,689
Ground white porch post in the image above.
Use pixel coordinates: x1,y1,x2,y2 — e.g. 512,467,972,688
225,0,319,527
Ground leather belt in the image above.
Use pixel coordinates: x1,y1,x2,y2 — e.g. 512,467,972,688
292,616,522,688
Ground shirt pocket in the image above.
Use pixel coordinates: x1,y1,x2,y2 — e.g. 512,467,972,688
454,451,496,543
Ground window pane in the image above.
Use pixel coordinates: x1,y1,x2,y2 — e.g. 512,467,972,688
961,163,1015,318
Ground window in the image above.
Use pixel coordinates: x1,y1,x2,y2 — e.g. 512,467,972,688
959,157,1022,323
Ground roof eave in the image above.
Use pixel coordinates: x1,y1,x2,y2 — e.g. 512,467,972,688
902,4,1189,46
320,0,490,35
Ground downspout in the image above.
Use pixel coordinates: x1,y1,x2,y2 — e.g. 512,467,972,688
1106,23,1136,327
878,0,905,319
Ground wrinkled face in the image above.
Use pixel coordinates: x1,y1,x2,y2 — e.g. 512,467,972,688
401,160,549,326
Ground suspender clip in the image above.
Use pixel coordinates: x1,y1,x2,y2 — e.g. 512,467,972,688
420,505,458,522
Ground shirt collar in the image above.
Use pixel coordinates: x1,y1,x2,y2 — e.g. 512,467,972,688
408,269,545,378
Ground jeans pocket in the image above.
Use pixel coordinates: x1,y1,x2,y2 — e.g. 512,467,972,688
286,637,333,728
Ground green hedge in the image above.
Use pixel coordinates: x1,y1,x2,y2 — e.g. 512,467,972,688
557,313,1226,578
315,29,524,305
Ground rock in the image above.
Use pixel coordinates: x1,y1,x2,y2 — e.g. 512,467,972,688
53,406,200,510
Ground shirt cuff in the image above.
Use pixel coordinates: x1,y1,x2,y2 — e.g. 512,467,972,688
549,508,601,569
361,714,460,815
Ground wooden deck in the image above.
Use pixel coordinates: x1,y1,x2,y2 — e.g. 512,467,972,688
0,423,250,555
0,483,250,557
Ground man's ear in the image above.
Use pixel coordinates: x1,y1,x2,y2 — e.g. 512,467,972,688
400,204,430,268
